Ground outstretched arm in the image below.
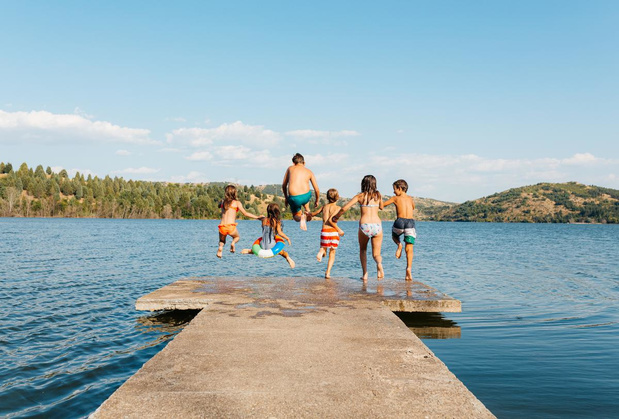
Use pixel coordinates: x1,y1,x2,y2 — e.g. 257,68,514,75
237,202,261,219
382,196,396,208
332,194,360,222
282,168,290,207
309,171,320,207
310,205,324,217
276,224,292,246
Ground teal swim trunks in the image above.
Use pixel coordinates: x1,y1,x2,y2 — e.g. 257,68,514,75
287,191,312,214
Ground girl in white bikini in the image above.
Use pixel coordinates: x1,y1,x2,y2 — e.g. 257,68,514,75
333,175,384,281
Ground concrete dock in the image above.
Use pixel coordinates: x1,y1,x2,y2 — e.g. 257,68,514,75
92,277,493,418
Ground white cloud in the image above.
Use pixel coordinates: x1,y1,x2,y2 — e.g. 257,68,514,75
0,110,158,145
170,171,208,183
167,121,281,147
113,167,160,175
115,149,131,156
73,107,94,119
157,147,183,153
285,129,360,139
562,153,598,165
186,151,213,161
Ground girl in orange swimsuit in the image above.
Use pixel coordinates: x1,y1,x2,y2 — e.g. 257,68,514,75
217,185,262,258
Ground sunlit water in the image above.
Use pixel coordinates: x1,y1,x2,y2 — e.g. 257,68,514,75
0,218,617,418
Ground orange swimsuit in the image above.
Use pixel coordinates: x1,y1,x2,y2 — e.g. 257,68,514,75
218,201,239,236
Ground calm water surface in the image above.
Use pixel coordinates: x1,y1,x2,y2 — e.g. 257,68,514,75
0,218,617,418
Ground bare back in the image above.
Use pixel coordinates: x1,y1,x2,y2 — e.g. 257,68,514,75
284,164,313,196
220,200,240,224
320,202,341,225
358,192,382,224
393,195,415,219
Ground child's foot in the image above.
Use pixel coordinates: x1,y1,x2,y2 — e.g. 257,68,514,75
325,272,331,279
377,263,384,280
395,243,403,259
241,249,252,254
216,248,223,258
300,213,307,230
316,249,325,262
405,269,413,281
361,272,368,281
286,256,296,269
230,243,236,253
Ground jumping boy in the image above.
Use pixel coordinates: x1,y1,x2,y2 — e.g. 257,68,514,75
311,188,345,279
282,153,320,230
382,179,416,281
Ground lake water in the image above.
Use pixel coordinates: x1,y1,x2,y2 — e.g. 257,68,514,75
1,218,617,418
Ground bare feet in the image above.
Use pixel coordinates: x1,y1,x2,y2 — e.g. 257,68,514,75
216,247,223,258
395,243,403,259
230,243,236,253
286,255,296,268
361,272,368,282
241,249,252,254
300,213,307,231
316,249,325,262
377,263,384,280
405,268,413,281
325,272,331,279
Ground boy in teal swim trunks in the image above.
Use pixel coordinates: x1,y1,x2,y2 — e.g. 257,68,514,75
282,153,320,230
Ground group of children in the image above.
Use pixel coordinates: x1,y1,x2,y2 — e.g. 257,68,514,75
216,153,417,281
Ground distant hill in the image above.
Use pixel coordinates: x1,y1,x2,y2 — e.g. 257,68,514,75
437,182,619,223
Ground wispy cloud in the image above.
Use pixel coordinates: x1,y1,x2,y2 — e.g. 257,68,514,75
0,110,158,145
164,116,187,122
170,171,208,183
167,121,281,147
115,149,131,156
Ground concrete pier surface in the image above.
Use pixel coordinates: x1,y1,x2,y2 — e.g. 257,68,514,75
92,277,493,418
134,276,462,313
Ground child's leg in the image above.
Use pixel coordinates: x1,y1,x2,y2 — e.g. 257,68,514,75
303,202,312,221
316,247,326,262
358,229,369,281
280,250,295,268
217,233,226,258
241,248,253,254
392,231,403,259
229,228,240,253
371,231,384,279
405,243,414,281
325,248,336,279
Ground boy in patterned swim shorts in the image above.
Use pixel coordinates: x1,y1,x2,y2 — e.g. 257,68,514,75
311,188,344,279
383,179,416,281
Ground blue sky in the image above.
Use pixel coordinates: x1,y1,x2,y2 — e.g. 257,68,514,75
1,0,617,202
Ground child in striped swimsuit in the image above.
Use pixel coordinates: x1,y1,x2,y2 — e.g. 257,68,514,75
311,188,344,279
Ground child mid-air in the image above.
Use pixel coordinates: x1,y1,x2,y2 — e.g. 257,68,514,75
282,153,320,230
382,179,416,281
333,175,384,281
310,188,345,279
241,203,295,268
217,184,262,258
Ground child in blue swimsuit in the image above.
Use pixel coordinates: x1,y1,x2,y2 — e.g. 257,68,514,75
333,175,384,281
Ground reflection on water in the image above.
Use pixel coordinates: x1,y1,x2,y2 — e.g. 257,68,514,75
395,312,461,339
1,219,618,418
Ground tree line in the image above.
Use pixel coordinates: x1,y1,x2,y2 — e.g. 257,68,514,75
0,162,288,219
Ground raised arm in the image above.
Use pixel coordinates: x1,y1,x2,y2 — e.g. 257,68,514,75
309,170,320,207
237,201,261,219
332,194,360,222
276,223,292,246
281,168,290,207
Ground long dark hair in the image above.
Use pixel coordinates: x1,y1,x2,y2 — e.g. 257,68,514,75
222,185,237,210
360,175,381,205
266,203,281,231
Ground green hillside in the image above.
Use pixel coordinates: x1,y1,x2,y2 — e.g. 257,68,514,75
437,182,619,223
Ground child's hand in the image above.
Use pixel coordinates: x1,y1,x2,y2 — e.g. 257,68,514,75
286,238,292,246
257,215,265,220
